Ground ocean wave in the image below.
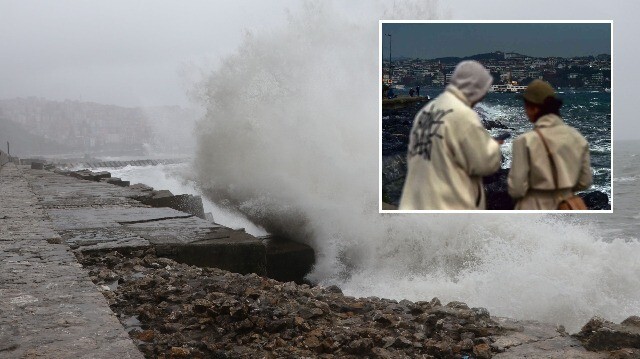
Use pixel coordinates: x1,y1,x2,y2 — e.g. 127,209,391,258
191,0,631,333
613,176,638,183
594,167,611,176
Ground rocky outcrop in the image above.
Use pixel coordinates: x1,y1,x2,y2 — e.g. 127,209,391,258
482,119,512,131
575,316,640,354
579,191,611,211
78,248,636,358
382,96,429,109
78,249,504,359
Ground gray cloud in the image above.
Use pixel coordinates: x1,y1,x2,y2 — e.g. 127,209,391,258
0,0,299,106
0,0,635,138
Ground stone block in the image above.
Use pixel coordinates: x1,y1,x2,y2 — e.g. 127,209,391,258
141,193,206,219
264,236,315,283
155,231,266,275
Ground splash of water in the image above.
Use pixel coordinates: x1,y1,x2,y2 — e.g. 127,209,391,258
192,1,640,332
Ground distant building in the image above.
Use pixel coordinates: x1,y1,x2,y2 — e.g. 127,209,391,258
445,72,454,83
504,52,524,59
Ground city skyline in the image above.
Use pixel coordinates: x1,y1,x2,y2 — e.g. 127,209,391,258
381,23,611,60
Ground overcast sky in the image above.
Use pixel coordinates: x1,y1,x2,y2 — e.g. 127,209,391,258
0,0,637,139
382,23,611,59
448,0,636,140
0,0,300,107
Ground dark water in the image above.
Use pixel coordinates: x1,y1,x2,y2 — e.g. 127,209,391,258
382,89,612,200
587,140,640,239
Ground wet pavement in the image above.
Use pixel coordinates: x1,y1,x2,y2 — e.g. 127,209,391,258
0,163,144,358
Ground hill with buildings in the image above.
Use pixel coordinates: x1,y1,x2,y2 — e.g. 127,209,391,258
383,51,611,90
0,98,198,157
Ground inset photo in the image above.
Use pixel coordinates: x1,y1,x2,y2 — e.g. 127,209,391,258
380,21,612,213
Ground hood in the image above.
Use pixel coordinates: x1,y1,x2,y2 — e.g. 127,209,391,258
449,60,493,105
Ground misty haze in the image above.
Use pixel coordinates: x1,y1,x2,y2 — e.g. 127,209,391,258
0,97,198,158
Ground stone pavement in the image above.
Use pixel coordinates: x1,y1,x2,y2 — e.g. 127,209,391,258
0,163,144,358
25,166,268,276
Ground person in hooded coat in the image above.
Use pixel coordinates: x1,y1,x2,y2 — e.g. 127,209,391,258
399,61,502,210
508,79,592,210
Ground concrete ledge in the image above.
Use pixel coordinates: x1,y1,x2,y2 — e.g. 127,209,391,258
264,236,315,283
140,193,206,219
155,231,267,275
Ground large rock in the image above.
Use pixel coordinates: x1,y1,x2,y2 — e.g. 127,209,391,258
482,119,512,131
575,316,640,351
263,236,315,283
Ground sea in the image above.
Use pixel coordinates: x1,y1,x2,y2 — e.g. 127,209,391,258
382,89,612,202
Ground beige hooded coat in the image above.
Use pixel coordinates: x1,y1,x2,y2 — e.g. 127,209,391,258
507,114,592,210
398,85,501,210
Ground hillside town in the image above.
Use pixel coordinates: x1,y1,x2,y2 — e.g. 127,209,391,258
0,97,197,156
383,51,611,91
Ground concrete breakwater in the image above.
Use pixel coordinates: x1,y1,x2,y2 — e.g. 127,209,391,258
42,165,316,283
53,158,187,170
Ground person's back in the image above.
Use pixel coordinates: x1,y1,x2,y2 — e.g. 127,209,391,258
399,61,501,210
508,79,592,210
508,114,591,209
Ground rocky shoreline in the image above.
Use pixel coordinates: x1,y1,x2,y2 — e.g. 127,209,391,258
77,248,504,358
77,247,640,359
9,162,630,358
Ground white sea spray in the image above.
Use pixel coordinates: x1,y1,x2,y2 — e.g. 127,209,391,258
187,0,639,332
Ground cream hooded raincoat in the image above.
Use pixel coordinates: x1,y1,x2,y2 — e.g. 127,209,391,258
508,114,592,210
399,61,501,210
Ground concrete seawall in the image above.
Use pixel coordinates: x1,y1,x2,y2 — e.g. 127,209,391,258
0,161,315,357
55,158,186,169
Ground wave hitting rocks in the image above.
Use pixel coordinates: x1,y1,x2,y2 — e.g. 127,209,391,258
77,249,639,358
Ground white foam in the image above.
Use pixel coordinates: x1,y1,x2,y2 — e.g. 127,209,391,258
190,1,639,332
613,176,638,183
95,164,267,236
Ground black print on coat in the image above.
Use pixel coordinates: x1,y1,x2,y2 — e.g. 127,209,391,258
409,108,453,160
